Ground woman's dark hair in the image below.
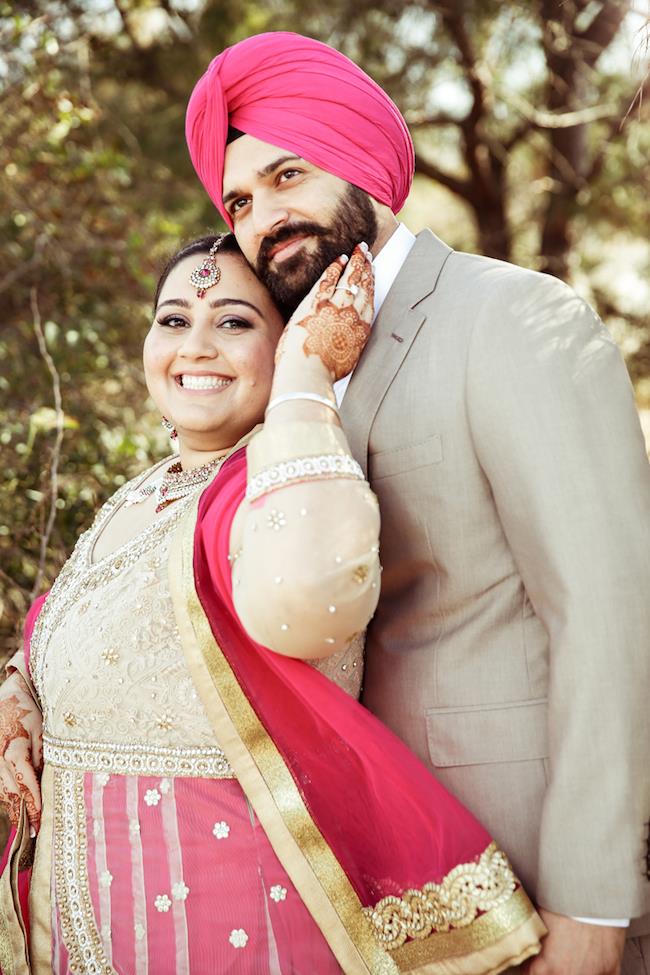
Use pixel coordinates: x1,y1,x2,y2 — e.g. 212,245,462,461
153,233,243,308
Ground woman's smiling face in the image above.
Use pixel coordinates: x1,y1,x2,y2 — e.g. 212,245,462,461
143,251,285,453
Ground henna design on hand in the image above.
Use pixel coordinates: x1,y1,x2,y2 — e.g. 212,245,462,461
0,789,22,828
0,683,43,829
315,260,344,303
299,302,371,380
0,696,30,758
347,258,373,295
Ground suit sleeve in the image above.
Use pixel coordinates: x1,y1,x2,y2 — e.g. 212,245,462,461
465,270,650,918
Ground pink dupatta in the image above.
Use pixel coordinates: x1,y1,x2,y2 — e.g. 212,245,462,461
0,594,46,973
170,447,545,975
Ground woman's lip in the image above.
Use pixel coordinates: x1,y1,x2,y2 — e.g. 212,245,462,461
269,236,308,263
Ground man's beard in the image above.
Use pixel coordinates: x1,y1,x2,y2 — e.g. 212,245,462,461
254,185,378,319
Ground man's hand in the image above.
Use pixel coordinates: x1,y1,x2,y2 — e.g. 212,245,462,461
0,671,43,833
523,909,626,975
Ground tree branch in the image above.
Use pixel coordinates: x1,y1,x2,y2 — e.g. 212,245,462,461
112,0,142,50
577,0,630,68
503,91,620,129
414,151,474,202
503,118,534,152
0,235,48,298
587,73,650,181
156,0,194,38
439,5,487,124
405,110,461,128
30,288,65,600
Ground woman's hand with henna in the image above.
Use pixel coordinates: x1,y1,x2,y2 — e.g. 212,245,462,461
278,243,375,382
0,671,43,833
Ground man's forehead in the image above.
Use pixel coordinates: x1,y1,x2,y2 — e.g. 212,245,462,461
223,134,300,191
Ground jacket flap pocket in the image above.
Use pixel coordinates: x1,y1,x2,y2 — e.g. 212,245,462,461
370,434,443,480
426,699,548,768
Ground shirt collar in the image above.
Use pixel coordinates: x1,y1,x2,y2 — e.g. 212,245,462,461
372,223,417,320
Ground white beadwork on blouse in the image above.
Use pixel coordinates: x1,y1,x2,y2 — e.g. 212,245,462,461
30,464,364,760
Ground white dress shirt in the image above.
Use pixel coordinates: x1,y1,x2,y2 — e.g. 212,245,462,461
333,223,416,405
333,223,629,929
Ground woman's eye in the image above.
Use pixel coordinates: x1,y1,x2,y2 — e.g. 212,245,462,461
219,317,252,330
157,315,189,329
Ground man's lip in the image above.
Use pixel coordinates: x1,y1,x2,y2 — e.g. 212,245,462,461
268,235,309,262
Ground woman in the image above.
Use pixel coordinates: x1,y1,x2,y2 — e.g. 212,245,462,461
0,233,545,974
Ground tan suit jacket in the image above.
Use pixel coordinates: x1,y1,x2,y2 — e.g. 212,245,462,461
341,230,650,923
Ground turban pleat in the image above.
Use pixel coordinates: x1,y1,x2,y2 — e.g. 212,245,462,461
185,32,414,228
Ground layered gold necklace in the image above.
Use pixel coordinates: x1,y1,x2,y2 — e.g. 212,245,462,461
126,454,227,513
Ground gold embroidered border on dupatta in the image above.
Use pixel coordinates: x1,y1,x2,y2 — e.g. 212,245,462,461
28,765,54,975
52,769,117,975
0,801,32,975
169,457,545,975
170,492,396,975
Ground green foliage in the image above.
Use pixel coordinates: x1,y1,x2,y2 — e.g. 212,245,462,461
0,0,648,661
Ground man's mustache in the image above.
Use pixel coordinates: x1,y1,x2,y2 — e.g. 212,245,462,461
256,222,330,272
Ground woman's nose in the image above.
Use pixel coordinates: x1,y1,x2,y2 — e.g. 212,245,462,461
177,324,219,359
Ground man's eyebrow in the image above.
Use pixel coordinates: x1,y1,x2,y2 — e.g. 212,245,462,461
222,155,303,207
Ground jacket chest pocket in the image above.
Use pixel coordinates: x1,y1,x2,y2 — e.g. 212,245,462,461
426,698,549,768
369,433,443,481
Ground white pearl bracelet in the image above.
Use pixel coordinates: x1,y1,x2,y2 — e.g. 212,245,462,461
246,454,364,502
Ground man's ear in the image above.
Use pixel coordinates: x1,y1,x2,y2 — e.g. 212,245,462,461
371,200,400,254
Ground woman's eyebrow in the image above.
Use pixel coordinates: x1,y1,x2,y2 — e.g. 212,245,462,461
157,298,190,310
209,298,263,316
156,297,264,316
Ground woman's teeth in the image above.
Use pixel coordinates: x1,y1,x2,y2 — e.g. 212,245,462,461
180,375,232,390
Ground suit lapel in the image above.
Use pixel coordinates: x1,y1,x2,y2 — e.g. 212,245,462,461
340,229,453,475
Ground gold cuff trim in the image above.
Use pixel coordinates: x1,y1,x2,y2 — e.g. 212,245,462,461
364,843,516,950
247,421,351,477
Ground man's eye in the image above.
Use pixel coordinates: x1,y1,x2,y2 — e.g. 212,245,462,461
231,197,249,214
278,169,301,182
157,315,189,329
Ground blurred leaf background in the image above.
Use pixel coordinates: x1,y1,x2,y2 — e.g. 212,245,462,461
1,0,649,662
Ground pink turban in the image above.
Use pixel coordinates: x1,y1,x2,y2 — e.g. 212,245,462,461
185,31,414,228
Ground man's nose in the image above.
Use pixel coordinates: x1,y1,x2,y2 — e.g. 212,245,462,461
251,192,289,238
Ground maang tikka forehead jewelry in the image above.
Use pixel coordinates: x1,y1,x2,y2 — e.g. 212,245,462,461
189,234,227,298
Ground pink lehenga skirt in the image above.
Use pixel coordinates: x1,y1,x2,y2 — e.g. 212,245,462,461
36,765,342,974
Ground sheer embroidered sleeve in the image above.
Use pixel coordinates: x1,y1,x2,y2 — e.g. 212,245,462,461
229,421,381,659
4,594,47,702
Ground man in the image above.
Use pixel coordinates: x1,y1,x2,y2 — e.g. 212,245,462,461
185,31,650,974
